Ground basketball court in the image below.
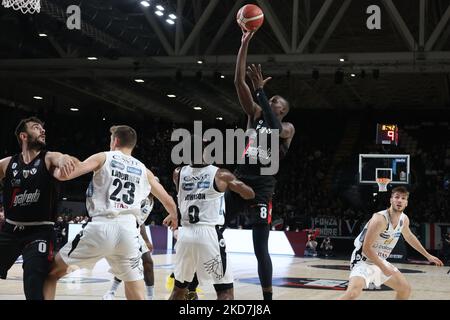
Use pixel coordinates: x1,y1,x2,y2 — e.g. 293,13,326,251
0,253,448,300
1,0,450,304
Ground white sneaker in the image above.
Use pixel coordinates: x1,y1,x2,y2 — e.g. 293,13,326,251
102,291,115,300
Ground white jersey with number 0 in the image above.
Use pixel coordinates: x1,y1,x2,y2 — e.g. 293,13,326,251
177,165,225,226
86,151,151,218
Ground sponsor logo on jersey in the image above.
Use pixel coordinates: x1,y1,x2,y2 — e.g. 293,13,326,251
114,202,129,209
183,173,209,183
383,238,395,245
127,166,142,176
12,163,17,169
219,238,226,248
184,193,206,201
30,168,37,175
112,154,138,166
13,170,18,177
11,189,41,207
394,232,401,238
182,182,195,191
379,232,390,239
11,179,21,187
197,181,210,189
34,159,41,167
110,160,125,170
23,170,30,178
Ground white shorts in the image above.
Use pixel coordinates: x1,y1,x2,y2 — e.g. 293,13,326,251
174,225,233,286
59,214,143,282
350,260,399,288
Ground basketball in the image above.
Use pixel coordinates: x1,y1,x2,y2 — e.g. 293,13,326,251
236,4,264,32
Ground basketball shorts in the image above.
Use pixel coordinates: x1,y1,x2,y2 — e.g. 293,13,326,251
224,174,275,225
350,259,399,288
174,225,233,286
59,214,143,282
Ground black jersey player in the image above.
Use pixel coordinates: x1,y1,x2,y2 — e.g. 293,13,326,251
230,30,295,300
0,117,76,300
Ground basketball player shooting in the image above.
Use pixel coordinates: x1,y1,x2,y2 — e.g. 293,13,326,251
339,186,443,300
227,29,295,300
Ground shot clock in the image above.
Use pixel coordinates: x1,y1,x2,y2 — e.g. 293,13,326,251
376,124,399,146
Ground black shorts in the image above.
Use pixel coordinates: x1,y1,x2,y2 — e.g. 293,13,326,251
0,222,55,279
224,174,276,226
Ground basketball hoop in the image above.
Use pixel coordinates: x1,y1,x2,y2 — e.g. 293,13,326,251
2,0,40,14
376,178,391,192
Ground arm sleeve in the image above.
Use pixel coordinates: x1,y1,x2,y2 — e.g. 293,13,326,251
255,88,283,131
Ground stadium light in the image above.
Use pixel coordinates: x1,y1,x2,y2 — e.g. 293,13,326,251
155,11,164,16
140,1,150,7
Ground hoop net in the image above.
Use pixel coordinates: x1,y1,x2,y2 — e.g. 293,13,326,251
376,178,391,192
2,0,40,14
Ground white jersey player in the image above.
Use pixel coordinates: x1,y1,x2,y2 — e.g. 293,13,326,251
169,164,255,300
339,186,443,300
44,126,178,300
103,188,157,300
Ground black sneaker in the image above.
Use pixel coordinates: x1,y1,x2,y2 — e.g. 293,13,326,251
185,291,199,300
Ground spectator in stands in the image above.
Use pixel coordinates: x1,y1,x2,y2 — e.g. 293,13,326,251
304,234,318,257
320,237,334,257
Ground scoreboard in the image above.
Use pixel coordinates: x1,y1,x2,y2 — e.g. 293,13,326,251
376,124,399,146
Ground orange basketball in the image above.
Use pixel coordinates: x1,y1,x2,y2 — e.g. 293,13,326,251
236,4,264,32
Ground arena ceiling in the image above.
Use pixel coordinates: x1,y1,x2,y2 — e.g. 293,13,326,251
0,0,449,123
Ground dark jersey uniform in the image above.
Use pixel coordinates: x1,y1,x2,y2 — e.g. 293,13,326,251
0,151,59,300
226,117,286,225
3,151,59,223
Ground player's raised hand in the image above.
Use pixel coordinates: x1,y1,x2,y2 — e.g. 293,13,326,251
241,29,255,44
246,64,272,90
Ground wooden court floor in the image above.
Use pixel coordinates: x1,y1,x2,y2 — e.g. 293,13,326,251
0,252,448,300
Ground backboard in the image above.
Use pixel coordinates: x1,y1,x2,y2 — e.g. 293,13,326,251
359,154,410,185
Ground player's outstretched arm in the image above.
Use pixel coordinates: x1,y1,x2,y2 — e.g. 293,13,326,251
215,169,255,200
53,152,105,181
148,169,178,230
247,64,283,131
402,216,444,266
234,30,259,117
362,214,398,277
0,157,12,180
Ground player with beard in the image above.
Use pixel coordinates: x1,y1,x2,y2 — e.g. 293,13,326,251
0,117,76,300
